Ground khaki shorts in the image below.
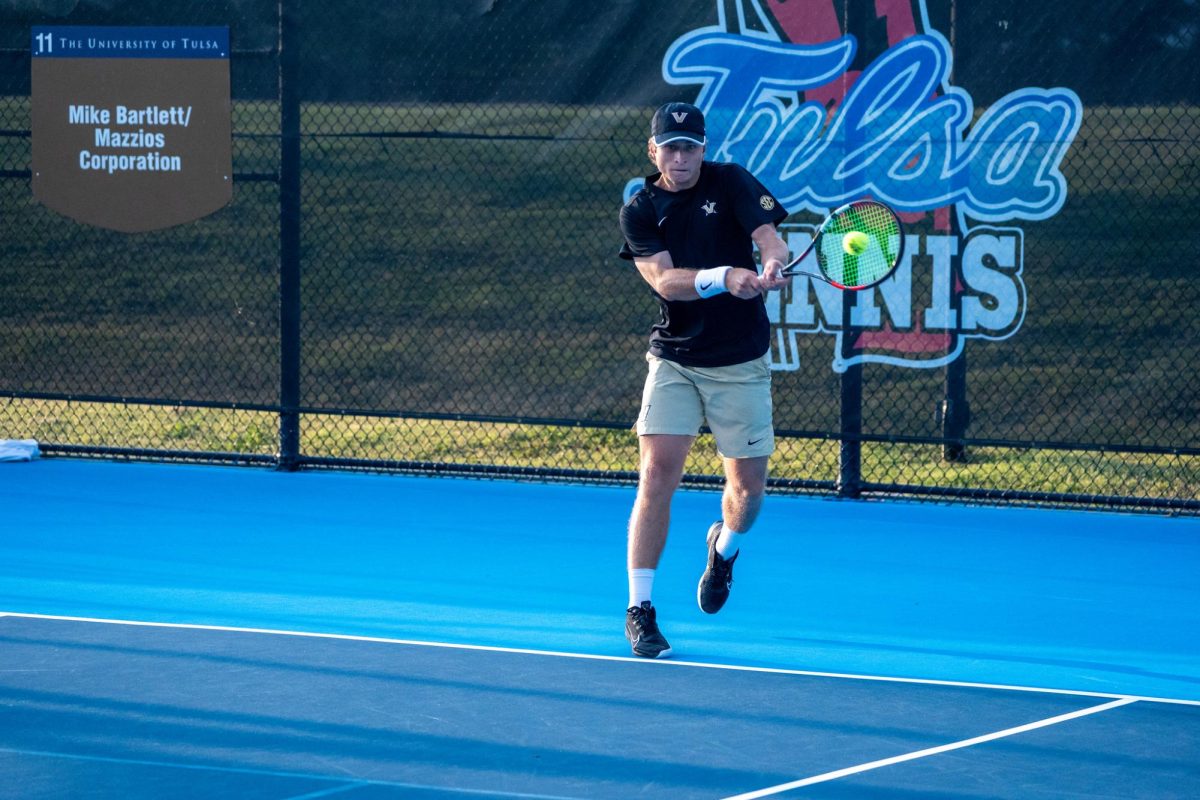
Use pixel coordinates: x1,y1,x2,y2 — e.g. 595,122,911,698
636,352,774,459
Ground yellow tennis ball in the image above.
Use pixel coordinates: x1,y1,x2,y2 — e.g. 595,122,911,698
843,230,869,256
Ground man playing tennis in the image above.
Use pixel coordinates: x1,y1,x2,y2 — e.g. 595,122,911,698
618,102,791,658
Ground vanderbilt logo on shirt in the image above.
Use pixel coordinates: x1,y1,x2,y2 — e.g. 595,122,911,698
701,200,717,215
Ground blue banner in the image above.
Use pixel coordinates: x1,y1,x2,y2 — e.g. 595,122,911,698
31,26,229,59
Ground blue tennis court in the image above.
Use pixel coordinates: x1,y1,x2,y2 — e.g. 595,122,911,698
2,458,1198,798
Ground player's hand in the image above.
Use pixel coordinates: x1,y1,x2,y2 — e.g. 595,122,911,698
759,258,790,292
725,267,767,299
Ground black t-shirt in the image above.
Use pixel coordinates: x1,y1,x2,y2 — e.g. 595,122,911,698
618,161,788,367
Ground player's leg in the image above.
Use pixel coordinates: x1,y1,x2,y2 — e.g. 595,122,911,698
628,433,694,573
625,433,692,658
693,354,774,613
625,355,703,658
697,454,769,613
721,453,769,537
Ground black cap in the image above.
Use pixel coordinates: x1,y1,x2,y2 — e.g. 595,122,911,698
651,102,706,146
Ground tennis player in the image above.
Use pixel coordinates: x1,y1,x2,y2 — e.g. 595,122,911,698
617,102,790,658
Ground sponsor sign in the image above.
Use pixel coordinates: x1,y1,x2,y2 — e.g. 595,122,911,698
31,26,232,232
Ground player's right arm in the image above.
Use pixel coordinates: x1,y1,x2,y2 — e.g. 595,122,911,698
632,251,763,300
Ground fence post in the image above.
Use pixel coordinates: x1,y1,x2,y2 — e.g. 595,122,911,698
940,0,970,464
942,351,970,461
277,0,302,471
941,212,970,462
838,293,862,498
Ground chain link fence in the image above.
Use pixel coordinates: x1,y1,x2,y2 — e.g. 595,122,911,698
1,1,1197,512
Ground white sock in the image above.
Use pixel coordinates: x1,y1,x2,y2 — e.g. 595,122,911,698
715,523,745,559
628,568,655,608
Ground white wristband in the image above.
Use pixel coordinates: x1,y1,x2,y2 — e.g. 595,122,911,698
694,266,731,298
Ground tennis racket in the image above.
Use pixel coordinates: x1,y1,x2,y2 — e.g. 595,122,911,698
779,200,904,290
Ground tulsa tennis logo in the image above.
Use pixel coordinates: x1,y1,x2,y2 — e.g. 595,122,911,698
637,0,1082,372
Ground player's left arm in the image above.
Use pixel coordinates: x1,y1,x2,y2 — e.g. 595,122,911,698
753,223,791,292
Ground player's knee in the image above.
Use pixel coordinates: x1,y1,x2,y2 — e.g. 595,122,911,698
639,459,684,494
728,464,767,495
726,480,765,505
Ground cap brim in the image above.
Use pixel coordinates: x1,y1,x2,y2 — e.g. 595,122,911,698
653,133,706,146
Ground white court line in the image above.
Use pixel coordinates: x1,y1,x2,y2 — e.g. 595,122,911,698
3,611,1199,707
720,697,1139,800
0,746,579,800
283,784,370,800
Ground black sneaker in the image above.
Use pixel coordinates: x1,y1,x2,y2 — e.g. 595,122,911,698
625,601,672,658
697,520,737,614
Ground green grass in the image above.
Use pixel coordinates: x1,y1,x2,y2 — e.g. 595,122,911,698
1,398,1194,505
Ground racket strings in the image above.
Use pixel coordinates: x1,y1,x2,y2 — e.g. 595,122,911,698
818,202,901,288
